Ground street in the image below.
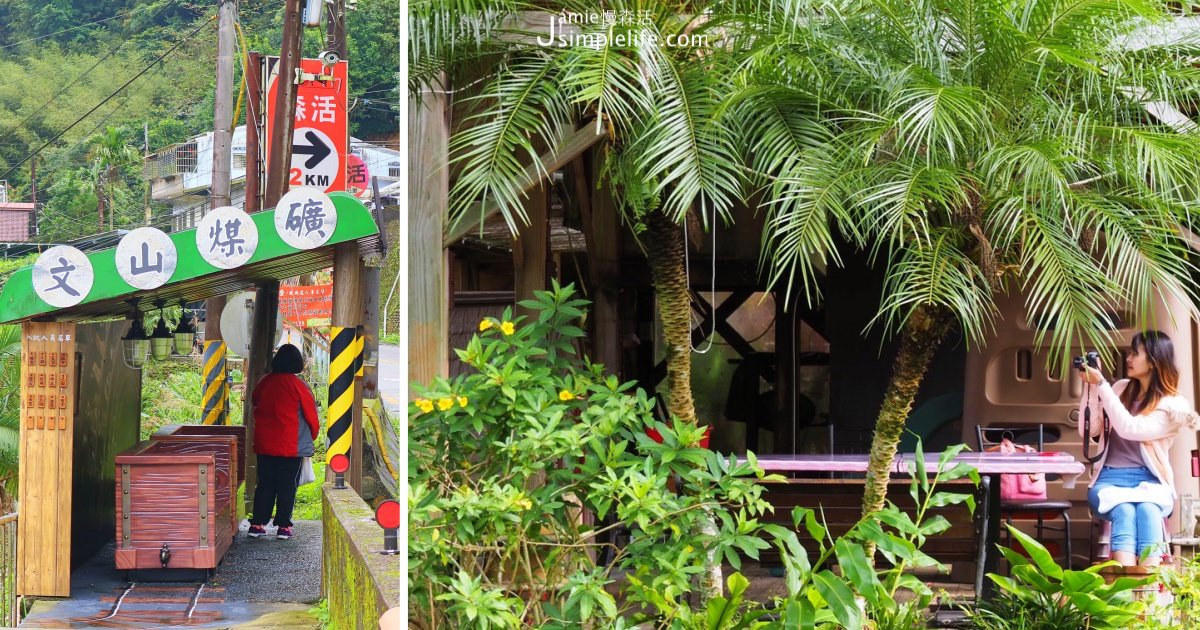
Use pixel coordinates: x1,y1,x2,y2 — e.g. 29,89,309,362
379,343,401,416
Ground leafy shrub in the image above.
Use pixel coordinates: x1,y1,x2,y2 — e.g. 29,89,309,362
408,282,779,628
968,525,1148,629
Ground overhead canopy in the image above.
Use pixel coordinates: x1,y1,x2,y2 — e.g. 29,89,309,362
0,192,379,324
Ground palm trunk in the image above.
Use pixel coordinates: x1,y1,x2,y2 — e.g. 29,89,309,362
645,211,697,425
644,211,721,601
860,304,951,562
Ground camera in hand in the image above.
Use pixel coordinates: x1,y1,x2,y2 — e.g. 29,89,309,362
1073,351,1100,372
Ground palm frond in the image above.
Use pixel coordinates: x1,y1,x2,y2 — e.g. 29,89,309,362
868,228,997,347
447,51,573,237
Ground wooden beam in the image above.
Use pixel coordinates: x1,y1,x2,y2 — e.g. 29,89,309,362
575,153,622,375
409,82,451,386
444,125,607,247
513,184,549,317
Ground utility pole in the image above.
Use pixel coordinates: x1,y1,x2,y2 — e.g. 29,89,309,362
323,0,367,491
263,0,304,207
29,159,37,239
203,0,238,431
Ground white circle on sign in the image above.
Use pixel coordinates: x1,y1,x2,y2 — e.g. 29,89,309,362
275,187,337,249
115,227,177,290
32,246,93,308
291,127,339,192
197,206,259,269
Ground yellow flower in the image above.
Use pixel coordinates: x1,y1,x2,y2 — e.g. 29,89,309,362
514,497,533,511
558,390,575,401
457,396,468,407
414,398,434,413
431,528,440,542
437,398,454,411
500,321,515,335
478,318,493,332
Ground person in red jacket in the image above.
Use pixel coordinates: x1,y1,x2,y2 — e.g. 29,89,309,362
247,344,319,540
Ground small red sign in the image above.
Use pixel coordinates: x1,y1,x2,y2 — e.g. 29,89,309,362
279,284,333,327
346,154,369,198
375,500,400,530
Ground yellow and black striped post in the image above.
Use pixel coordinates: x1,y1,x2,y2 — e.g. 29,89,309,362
326,326,355,463
202,340,228,425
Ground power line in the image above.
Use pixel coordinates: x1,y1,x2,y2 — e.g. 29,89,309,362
0,0,184,148
0,14,216,183
0,7,144,50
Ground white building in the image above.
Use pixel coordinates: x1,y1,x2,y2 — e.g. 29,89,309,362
143,125,400,231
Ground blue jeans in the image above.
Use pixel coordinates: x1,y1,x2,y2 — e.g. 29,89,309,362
1088,466,1168,558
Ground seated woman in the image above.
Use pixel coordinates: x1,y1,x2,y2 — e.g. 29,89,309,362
1079,330,1199,567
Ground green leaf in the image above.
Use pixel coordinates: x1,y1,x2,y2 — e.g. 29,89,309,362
812,570,863,630
834,538,880,607
1006,524,1063,579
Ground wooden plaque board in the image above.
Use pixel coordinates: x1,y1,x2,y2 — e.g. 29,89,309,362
17,322,75,596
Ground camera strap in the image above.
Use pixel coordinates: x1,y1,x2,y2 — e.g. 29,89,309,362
1082,382,1109,465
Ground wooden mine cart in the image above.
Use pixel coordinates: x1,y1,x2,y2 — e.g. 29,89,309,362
153,424,248,486
114,434,239,571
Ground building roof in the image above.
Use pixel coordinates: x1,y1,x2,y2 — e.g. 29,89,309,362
0,193,379,324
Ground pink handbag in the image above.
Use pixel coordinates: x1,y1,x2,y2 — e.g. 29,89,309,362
987,438,1048,501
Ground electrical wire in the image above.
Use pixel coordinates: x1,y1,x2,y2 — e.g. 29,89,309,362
0,0,184,147
0,14,217,183
0,6,149,51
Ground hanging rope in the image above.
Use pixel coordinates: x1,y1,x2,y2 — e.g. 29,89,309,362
682,205,717,354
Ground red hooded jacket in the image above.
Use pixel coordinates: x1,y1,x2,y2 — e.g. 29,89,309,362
251,372,320,457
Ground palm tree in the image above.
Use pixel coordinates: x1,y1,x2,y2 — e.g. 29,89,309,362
412,0,835,598
84,125,140,231
744,0,1200,541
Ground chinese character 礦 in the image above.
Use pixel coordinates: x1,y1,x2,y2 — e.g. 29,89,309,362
285,199,328,239
48,258,79,296
209,218,246,257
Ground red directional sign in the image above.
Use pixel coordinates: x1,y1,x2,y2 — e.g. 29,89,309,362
264,57,349,193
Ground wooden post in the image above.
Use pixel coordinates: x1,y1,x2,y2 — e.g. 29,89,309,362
17,322,76,596
576,154,621,375
408,81,450,386
513,184,549,316
263,0,304,206
243,283,279,516
775,293,796,455
332,243,363,490
245,52,264,213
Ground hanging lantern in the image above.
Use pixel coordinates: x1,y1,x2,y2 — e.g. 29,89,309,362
150,314,174,361
122,317,150,370
173,306,197,356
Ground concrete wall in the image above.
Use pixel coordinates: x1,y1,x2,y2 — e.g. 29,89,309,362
70,321,141,568
322,484,399,630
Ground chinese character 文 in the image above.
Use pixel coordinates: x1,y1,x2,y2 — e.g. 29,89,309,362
285,200,328,238
48,258,79,296
209,218,246,257
130,242,163,276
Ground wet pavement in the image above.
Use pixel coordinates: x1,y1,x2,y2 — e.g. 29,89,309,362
20,520,322,629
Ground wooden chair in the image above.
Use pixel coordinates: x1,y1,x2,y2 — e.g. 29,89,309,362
977,425,1074,569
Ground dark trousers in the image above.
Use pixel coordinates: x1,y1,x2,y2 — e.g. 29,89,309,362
251,454,303,528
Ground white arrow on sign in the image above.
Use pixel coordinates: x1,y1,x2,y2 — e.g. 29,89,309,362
290,126,339,191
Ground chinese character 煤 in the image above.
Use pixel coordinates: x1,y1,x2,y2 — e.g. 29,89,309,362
130,242,163,276
285,199,328,239
48,258,79,296
209,218,246,257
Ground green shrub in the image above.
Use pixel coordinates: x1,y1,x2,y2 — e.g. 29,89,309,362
409,282,780,628
968,525,1148,629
